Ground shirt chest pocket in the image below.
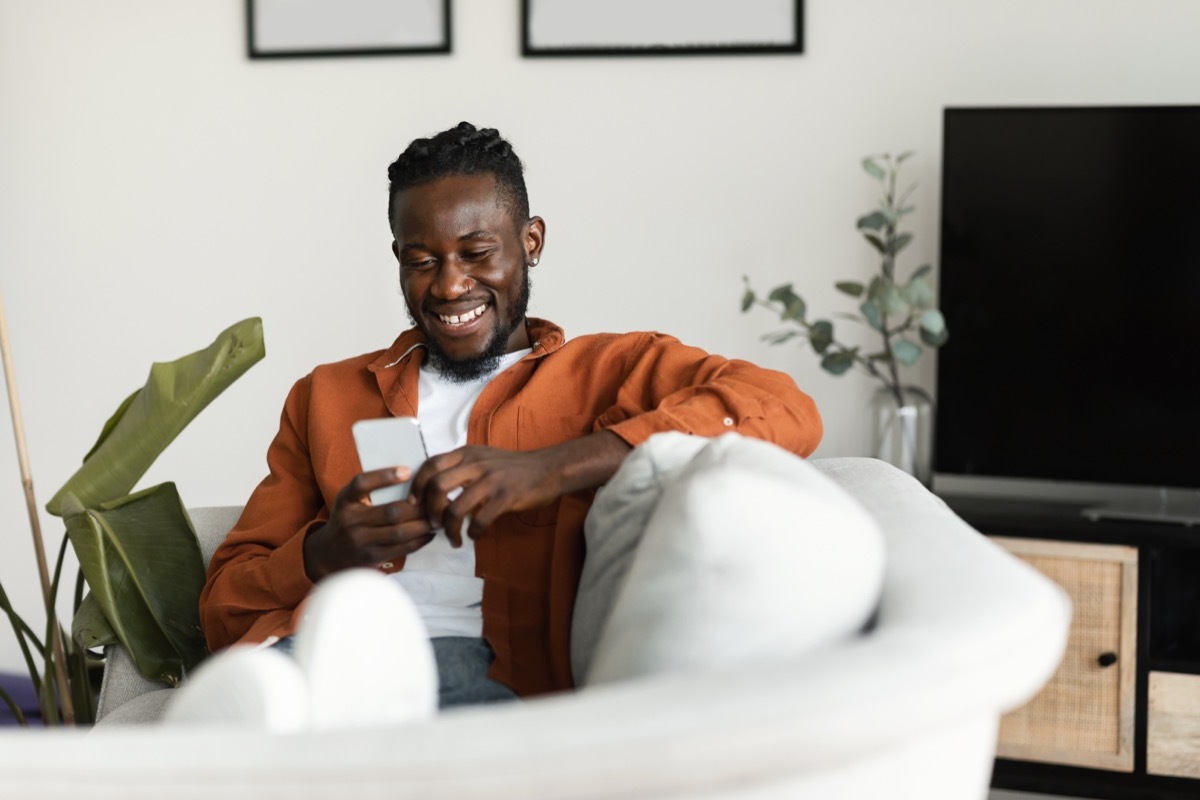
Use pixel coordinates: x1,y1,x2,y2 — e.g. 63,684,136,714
513,407,598,527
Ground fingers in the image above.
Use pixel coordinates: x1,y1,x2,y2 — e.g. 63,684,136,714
338,466,412,505
421,474,512,548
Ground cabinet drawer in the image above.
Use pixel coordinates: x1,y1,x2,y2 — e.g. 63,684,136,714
1149,671,1200,778
991,538,1137,772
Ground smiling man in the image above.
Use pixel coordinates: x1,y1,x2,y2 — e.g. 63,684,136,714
200,122,823,708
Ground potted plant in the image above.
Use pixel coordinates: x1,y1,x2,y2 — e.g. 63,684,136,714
1,303,264,725
741,153,948,485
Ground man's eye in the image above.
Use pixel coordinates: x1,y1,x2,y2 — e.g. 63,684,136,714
404,259,435,269
464,250,493,261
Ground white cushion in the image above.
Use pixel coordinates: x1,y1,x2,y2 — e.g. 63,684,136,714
585,433,885,686
571,432,709,682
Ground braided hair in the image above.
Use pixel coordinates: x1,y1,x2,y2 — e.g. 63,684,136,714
386,122,530,232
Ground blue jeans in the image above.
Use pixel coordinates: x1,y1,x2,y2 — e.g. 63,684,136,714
272,635,517,710
431,637,519,708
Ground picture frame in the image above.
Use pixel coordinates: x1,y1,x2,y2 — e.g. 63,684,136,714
246,0,451,59
521,0,803,57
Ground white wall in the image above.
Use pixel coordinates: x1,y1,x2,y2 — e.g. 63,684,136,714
1,0,1196,673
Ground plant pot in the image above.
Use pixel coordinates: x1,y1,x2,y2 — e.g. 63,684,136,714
870,384,933,487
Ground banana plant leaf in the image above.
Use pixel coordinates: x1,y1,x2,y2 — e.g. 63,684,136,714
46,317,265,516
65,482,207,686
71,592,118,651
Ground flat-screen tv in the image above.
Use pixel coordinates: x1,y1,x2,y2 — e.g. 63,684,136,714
936,106,1200,519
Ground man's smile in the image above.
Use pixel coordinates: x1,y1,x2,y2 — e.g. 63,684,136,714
436,302,488,326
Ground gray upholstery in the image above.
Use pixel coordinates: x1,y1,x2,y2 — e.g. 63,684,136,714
24,457,1071,800
94,505,243,725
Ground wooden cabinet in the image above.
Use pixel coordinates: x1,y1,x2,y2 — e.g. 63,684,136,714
992,538,1137,772
1148,671,1200,779
944,496,1200,800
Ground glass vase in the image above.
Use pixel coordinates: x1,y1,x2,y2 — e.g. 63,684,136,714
870,384,934,487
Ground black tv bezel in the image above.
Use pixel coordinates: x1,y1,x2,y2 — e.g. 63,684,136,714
932,104,1200,509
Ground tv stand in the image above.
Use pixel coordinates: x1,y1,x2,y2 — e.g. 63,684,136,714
1082,489,1200,527
942,494,1200,800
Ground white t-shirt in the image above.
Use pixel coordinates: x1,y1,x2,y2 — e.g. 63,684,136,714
390,348,531,638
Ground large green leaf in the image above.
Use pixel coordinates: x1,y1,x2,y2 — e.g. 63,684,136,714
65,483,207,686
47,317,264,516
71,592,118,651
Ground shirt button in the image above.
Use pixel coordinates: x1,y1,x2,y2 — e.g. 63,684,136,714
378,561,394,570
722,417,734,427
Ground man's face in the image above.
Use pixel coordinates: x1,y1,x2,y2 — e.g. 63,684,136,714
391,173,544,381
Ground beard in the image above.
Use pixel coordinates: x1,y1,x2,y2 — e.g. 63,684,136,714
412,269,531,384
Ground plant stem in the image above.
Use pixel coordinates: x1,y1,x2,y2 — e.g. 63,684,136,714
0,683,28,726
0,286,76,725
879,162,905,408
754,297,896,393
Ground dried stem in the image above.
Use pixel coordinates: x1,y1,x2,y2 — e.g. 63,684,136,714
0,286,76,725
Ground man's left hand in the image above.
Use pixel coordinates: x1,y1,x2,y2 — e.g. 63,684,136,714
410,430,631,547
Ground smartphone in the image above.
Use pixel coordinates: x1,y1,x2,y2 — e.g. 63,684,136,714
351,416,428,506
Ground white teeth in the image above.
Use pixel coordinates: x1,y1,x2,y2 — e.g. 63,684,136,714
438,303,486,325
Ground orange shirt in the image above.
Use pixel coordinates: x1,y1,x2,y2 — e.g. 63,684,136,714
200,319,822,697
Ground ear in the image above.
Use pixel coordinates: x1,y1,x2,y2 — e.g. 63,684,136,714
523,216,546,266
391,239,402,264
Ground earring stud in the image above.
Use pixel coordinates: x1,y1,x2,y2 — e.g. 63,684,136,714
530,258,539,266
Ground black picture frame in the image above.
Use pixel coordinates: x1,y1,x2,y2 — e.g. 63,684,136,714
246,0,451,59
521,0,803,57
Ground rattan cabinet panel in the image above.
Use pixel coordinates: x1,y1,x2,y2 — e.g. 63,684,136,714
992,538,1138,772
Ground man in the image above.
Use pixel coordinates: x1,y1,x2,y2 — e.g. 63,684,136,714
200,122,822,707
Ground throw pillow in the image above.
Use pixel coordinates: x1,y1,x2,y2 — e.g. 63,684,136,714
584,433,885,686
571,432,709,683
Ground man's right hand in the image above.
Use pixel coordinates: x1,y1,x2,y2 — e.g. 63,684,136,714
302,467,435,582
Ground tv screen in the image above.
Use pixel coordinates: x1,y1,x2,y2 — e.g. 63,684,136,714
936,106,1200,491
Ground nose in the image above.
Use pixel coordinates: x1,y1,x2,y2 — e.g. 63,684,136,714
431,258,474,300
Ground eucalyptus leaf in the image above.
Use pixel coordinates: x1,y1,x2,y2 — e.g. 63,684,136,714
767,284,798,305
821,349,857,375
892,232,913,255
911,264,933,280
835,281,865,298
740,288,755,312
862,158,886,181
891,339,923,365
767,284,806,322
896,151,915,163
919,309,946,337
809,320,834,353
856,211,888,232
904,274,936,309
921,321,950,347
860,300,883,331
877,282,910,316
65,482,208,686
863,233,887,255
47,317,265,516
762,330,801,345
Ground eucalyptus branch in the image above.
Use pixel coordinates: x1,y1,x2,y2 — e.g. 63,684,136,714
740,152,949,410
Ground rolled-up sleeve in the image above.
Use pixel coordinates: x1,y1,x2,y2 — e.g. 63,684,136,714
595,333,822,457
